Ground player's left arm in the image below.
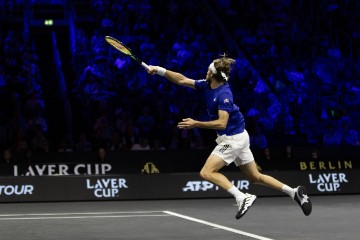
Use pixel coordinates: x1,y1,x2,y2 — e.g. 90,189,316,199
177,110,229,130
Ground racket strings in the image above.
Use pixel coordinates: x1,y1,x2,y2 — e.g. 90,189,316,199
107,40,131,55
105,36,143,64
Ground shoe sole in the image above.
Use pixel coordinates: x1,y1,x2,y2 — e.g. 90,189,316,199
296,186,312,216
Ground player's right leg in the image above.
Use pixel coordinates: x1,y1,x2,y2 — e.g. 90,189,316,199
200,154,256,220
199,154,232,190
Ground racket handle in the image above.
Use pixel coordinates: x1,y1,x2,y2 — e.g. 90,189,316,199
141,62,149,71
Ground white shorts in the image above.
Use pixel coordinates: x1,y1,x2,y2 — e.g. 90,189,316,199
211,130,254,166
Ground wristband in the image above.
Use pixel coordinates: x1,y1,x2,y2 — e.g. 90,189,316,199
156,67,166,76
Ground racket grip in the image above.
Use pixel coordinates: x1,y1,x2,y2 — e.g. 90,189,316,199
141,62,150,71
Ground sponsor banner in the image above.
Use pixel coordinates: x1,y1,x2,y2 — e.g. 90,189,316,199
2,161,165,177
12,163,113,176
0,185,34,196
0,170,359,203
298,160,354,171
0,150,207,176
5,159,357,177
176,171,359,197
86,178,129,198
1,148,359,177
0,170,360,202
0,176,133,202
308,172,349,193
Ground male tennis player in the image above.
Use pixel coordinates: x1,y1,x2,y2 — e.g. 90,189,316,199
146,55,312,219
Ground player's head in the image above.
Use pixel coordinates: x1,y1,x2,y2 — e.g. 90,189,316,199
206,54,236,83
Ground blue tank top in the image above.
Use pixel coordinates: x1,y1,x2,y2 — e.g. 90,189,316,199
195,79,245,136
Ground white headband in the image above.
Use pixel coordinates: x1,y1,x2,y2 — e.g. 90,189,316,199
209,62,217,74
209,62,229,81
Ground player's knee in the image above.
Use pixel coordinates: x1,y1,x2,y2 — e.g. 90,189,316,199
199,169,211,180
248,173,262,184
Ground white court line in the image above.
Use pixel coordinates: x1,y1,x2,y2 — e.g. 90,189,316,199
164,211,275,240
0,211,163,217
0,214,169,221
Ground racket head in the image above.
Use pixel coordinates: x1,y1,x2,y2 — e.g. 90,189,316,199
105,36,140,62
105,36,131,55
104,36,149,70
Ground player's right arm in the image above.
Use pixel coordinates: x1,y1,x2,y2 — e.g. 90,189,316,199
147,65,195,89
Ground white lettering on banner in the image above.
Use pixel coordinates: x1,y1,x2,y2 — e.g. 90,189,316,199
182,180,249,192
308,173,348,192
233,180,250,190
0,185,34,196
48,165,56,175
59,164,69,175
13,165,18,176
36,165,47,175
86,178,128,198
74,164,85,174
13,164,112,176
182,181,215,192
74,164,112,175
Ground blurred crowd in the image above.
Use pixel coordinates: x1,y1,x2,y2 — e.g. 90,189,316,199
1,0,360,163
0,27,48,162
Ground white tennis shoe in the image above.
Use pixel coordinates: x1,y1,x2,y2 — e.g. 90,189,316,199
235,193,257,219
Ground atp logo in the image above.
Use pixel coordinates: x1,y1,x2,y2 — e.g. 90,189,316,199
182,180,249,192
182,181,216,192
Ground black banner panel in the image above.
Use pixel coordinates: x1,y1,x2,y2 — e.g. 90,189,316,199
1,147,359,177
0,170,359,203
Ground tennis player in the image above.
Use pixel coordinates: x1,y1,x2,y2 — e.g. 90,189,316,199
146,55,312,219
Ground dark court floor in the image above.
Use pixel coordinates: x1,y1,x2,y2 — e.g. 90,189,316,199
0,195,359,240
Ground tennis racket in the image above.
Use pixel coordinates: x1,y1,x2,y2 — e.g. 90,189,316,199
104,36,149,71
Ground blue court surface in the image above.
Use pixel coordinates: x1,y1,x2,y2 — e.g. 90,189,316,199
0,195,359,240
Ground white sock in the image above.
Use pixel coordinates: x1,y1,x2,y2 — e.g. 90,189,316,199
282,185,295,199
227,186,247,201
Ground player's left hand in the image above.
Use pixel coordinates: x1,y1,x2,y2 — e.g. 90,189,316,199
177,118,197,129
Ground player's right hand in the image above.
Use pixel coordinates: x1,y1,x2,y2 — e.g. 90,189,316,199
147,65,158,75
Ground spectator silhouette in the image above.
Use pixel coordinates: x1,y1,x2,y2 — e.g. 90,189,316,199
76,133,92,152
1,148,13,164
96,147,107,162
131,137,150,151
322,122,341,147
340,118,360,146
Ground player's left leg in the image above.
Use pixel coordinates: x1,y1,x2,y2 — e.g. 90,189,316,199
239,161,285,190
239,161,312,216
